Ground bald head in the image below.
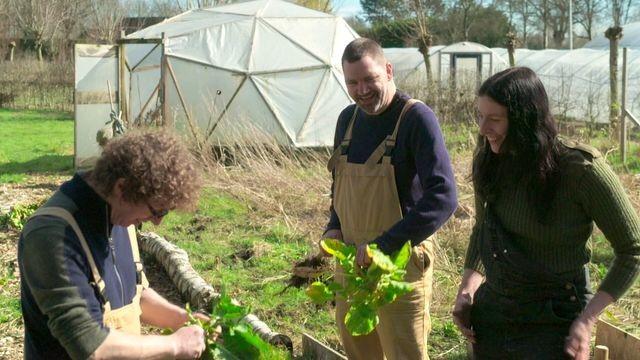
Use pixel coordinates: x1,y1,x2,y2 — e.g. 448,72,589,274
342,38,386,66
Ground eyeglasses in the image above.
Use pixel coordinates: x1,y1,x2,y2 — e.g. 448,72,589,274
146,202,170,219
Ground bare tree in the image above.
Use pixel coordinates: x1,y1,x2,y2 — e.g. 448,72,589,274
605,0,633,127
409,0,443,83
527,0,551,48
10,0,70,61
574,0,605,41
549,0,569,48
86,0,125,43
295,0,333,12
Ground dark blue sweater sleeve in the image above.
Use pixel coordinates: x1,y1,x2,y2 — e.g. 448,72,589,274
373,104,458,254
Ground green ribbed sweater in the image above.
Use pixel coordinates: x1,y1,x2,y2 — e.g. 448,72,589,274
464,142,640,300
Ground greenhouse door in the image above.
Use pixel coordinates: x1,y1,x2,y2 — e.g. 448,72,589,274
74,44,119,169
120,40,164,126
451,54,482,87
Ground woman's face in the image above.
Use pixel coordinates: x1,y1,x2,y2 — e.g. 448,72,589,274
477,96,509,154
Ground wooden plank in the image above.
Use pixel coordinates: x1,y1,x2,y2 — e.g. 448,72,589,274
595,319,640,360
302,333,346,360
594,345,609,360
76,90,118,105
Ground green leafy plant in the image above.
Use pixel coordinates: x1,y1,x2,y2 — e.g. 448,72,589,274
0,202,41,230
174,293,290,360
306,239,414,336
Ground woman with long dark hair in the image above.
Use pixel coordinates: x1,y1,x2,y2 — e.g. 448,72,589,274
452,67,640,359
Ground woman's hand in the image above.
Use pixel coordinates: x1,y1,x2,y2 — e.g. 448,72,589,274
452,269,484,344
564,291,614,359
452,292,475,343
564,315,595,360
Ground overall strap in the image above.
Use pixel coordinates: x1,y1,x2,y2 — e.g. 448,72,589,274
364,99,421,167
30,207,110,307
126,226,144,286
328,106,359,172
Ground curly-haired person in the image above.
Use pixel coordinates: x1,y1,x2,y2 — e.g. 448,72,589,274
18,129,209,359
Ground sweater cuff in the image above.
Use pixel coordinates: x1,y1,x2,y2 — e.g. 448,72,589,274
373,234,396,255
597,257,640,301
65,325,109,360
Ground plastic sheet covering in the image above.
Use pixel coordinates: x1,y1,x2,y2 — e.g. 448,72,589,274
124,43,162,124
125,0,357,147
166,56,244,133
297,69,352,147
252,68,326,138
74,44,118,168
165,20,253,71
384,44,506,85
491,47,640,123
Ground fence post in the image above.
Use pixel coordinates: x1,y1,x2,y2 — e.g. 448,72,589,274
8,41,15,62
620,47,627,165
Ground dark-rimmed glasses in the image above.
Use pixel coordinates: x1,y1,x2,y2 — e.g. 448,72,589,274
146,202,169,219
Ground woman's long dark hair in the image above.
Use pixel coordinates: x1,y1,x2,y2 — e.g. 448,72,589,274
473,67,562,221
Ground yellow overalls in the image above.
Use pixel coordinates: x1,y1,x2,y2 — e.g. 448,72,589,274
31,207,146,335
328,99,434,360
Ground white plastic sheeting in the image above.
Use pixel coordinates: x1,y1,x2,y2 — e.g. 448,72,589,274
74,44,119,168
491,47,640,124
126,0,358,146
584,21,640,50
385,42,508,85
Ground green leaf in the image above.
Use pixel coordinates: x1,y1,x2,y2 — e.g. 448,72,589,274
306,282,333,304
345,303,378,336
377,279,413,305
391,241,412,270
321,239,355,261
369,246,396,273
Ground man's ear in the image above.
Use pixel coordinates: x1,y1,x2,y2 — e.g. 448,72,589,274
386,61,393,81
112,178,126,199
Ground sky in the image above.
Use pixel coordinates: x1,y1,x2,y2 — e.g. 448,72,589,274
333,0,363,18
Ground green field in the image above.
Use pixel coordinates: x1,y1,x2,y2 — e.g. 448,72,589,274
0,109,74,183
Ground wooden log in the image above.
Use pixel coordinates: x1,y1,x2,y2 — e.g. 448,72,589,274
138,232,293,350
594,345,609,360
302,333,346,360
139,232,216,310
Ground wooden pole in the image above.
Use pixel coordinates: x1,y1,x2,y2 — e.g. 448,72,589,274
118,31,128,126
620,47,627,165
594,345,609,360
161,32,168,127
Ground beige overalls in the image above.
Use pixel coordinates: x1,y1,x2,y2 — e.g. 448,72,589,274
31,207,146,335
328,99,434,360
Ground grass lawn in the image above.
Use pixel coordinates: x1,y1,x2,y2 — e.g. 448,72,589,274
0,109,74,183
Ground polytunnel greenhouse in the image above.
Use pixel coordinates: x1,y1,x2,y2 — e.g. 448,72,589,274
384,33,640,124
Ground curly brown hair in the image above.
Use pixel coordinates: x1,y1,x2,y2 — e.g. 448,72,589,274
90,129,202,210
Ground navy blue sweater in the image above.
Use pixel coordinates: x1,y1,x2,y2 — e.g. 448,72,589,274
19,174,140,359
326,92,457,254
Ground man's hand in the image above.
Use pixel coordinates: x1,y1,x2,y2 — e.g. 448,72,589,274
355,243,372,268
319,229,343,257
452,292,475,343
565,315,596,360
171,325,206,359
